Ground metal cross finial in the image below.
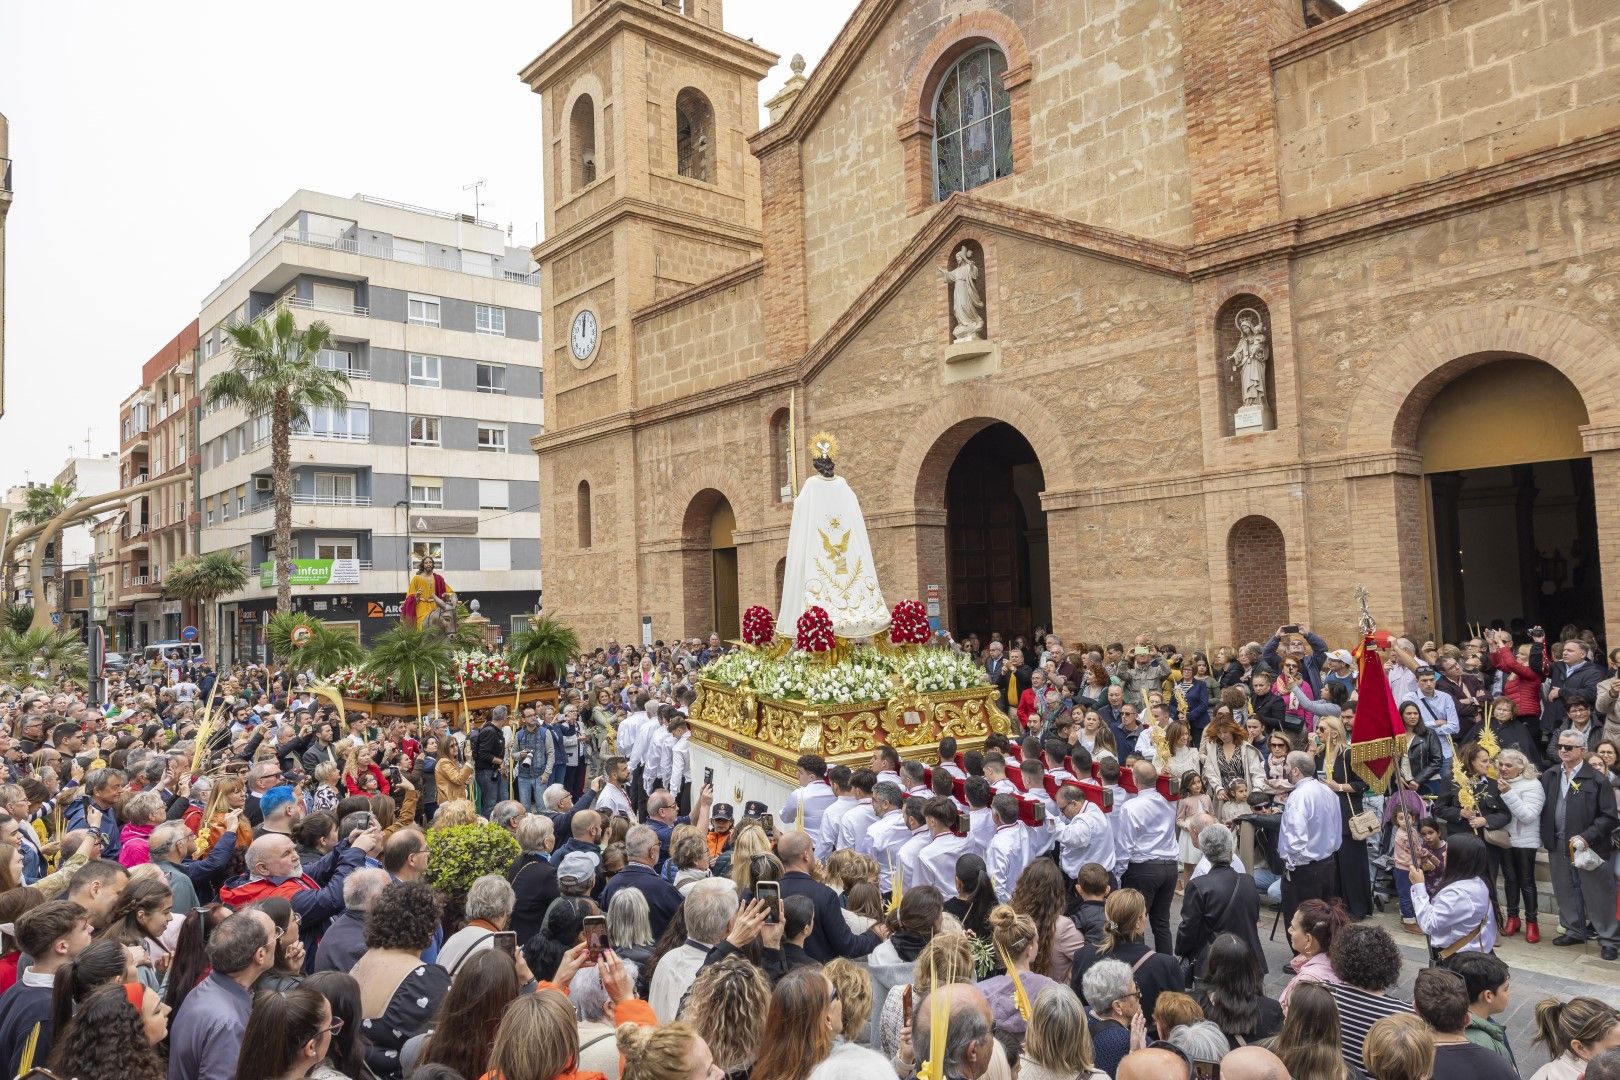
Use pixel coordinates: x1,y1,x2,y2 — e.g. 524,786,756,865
1355,585,1376,636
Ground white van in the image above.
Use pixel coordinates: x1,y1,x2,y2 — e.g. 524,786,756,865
143,641,204,666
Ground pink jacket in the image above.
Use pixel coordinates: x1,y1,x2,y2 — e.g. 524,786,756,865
118,822,157,868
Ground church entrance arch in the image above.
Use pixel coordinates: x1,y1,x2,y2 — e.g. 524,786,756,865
681,489,741,641
923,421,1049,643
1413,356,1600,641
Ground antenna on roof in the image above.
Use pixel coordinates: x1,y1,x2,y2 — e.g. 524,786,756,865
462,179,487,221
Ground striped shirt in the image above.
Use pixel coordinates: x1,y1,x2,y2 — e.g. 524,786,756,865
1327,983,1412,1075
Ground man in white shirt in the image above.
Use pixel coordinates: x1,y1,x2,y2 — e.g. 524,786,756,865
964,777,996,858
648,879,746,1021
896,798,933,891
645,708,676,796
1386,638,1420,706
871,745,904,790
1278,750,1342,928
938,737,967,781
620,692,651,816
1018,758,1057,857
900,761,932,800
865,782,912,895
915,797,971,896
1184,814,1245,880
1118,759,1180,954
816,765,858,862
836,769,880,855
1053,783,1114,885
983,752,1019,796
986,793,1030,902
595,755,634,819
1134,703,1174,763
781,754,838,839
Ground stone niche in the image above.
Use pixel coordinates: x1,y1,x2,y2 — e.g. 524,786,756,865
1216,294,1276,436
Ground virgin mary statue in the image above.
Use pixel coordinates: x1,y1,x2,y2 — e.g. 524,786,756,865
775,433,891,641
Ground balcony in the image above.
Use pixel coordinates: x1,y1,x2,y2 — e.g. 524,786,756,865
259,293,369,320
122,522,151,541
247,493,373,514
277,227,540,286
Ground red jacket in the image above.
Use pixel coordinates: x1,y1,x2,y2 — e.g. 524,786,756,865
1492,646,1542,718
342,761,391,796
1017,688,1039,730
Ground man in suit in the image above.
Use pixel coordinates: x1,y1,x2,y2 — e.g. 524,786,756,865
1540,728,1620,960
1543,638,1604,751
776,830,887,961
994,647,1034,715
1175,822,1265,974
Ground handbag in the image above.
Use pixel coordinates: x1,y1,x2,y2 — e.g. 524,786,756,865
1348,809,1381,841
1484,828,1512,849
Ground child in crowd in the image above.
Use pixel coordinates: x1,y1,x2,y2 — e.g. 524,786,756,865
1176,771,1212,894
1070,862,1112,945
1219,779,1252,825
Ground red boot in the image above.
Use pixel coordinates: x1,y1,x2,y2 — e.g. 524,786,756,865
1504,916,1521,937
1526,921,1541,944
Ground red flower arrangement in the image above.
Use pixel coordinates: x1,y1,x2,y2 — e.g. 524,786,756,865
742,605,775,647
795,605,835,653
890,600,931,645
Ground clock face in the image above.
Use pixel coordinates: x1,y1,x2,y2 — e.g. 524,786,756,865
570,309,599,361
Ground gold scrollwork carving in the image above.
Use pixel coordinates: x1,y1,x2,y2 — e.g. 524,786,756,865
828,710,881,755
882,689,937,749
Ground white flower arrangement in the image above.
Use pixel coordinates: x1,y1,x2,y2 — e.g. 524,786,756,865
702,644,986,705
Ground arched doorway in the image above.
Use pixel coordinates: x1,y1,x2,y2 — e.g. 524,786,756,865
1417,357,1600,640
1228,516,1288,645
681,490,740,640
941,423,1049,642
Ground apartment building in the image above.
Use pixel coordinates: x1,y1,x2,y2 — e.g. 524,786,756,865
196,191,542,662
3,453,119,622
90,517,118,641
113,323,200,649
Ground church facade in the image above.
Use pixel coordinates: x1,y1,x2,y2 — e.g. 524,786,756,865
523,0,1620,651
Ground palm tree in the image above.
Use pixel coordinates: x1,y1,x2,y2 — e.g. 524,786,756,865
9,480,75,610
300,623,366,679
0,626,89,687
1,605,32,635
164,551,251,664
364,624,454,708
202,307,349,615
506,615,579,684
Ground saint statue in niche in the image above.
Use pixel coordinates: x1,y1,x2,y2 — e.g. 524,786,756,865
938,245,985,343
1228,307,1270,409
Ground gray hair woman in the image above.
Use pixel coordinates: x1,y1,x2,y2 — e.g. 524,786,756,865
607,887,655,969
1167,1020,1230,1064
1081,958,1140,1079
574,959,642,1078
437,874,517,975
1495,747,1546,939
1174,823,1264,978
1021,985,1107,1080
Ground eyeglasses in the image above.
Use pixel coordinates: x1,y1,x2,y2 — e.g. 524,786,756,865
318,1017,345,1037
1559,744,1585,752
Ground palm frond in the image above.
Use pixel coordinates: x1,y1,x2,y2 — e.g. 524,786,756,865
2,605,33,635
0,627,89,687
364,624,454,693
265,611,321,659
165,551,252,604
506,616,579,683
301,623,366,678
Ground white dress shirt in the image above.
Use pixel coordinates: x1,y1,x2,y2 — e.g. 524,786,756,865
942,763,967,781
987,822,1031,902
1024,790,1058,857
1279,776,1342,869
781,780,837,838
897,827,932,890
991,777,1019,796
1402,689,1459,759
649,942,710,1022
1411,878,1497,953
1118,789,1179,863
967,806,996,857
867,810,912,892
838,800,879,855
818,795,859,859
597,781,633,819
876,769,904,789
917,831,972,896
1053,801,1115,880
1106,786,1132,875
1190,853,1245,881
646,726,676,791
619,711,646,769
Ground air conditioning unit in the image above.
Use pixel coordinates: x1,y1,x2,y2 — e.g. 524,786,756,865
253,476,273,494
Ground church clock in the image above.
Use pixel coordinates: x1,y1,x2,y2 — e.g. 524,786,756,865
569,308,599,362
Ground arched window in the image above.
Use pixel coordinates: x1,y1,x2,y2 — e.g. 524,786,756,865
577,480,592,549
570,95,597,190
769,409,792,503
676,88,714,183
933,46,1013,202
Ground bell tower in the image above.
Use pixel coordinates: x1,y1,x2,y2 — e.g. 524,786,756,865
520,0,776,642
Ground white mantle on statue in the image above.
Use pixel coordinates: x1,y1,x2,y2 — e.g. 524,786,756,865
775,472,891,640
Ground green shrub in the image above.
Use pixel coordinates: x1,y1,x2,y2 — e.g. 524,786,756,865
425,822,520,896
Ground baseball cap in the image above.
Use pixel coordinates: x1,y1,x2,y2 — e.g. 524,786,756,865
710,802,734,821
1327,649,1353,667
743,800,768,818
558,851,600,888
1415,665,1436,677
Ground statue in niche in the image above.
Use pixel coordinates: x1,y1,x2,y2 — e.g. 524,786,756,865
1228,306,1270,410
937,245,985,342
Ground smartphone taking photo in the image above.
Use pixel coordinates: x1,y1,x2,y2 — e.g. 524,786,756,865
756,881,781,924
491,931,517,958
583,915,608,961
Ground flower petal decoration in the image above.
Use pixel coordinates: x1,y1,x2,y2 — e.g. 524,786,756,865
795,605,836,653
742,605,776,647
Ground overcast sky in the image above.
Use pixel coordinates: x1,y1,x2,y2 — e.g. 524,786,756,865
0,0,1362,488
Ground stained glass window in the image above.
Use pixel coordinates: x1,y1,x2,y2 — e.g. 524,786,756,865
933,46,1013,202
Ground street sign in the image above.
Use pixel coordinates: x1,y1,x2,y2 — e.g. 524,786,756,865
181,626,198,641
50,613,60,626
926,583,941,632
641,615,653,649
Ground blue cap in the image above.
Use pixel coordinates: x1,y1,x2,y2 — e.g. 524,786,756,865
258,784,297,819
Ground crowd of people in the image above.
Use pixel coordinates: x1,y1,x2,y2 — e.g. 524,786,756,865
0,619,1612,1080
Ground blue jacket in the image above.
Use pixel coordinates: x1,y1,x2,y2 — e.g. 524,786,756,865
1263,631,1329,692
600,862,684,941
64,794,121,857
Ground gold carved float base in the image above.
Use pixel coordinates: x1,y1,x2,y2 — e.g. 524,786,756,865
689,679,1014,782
